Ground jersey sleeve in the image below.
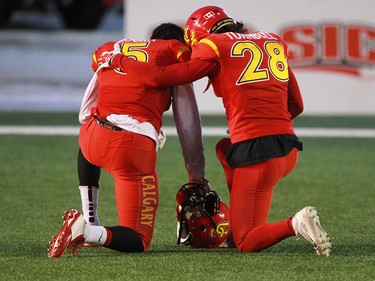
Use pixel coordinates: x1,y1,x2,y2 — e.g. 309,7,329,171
267,33,302,118
176,44,191,62
191,38,220,61
110,54,219,87
92,41,117,72
162,39,192,63
287,66,304,119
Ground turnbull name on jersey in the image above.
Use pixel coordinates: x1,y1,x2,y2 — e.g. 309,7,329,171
224,31,278,41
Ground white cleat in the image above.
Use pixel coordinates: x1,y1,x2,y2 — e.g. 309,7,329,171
292,206,332,256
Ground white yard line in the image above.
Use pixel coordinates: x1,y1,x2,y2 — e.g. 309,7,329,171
1,126,375,138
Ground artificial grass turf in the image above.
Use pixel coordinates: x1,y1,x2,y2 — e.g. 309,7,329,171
0,131,374,280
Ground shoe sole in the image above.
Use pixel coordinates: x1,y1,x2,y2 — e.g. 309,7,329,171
48,225,73,258
303,206,332,257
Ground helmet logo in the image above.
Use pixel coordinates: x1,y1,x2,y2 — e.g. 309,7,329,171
184,27,198,46
203,11,216,20
183,27,192,43
209,221,230,239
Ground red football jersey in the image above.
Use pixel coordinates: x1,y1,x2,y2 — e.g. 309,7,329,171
192,32,297,143
110,32,303,143
92,38,191,132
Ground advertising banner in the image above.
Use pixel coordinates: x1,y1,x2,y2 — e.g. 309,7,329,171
125,0,375,115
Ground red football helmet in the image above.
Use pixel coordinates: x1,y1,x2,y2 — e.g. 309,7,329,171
184,6,236,46
188,201,230,248
176,183,231,248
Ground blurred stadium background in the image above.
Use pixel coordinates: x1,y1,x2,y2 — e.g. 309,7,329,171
1,0,375,116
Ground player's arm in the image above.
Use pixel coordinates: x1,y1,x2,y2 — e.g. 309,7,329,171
287,66,304,119
172,83,208,185
109,54,219,88
281,37,304,119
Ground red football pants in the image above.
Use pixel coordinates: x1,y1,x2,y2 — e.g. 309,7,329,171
216,138,297,252
79,118,158,251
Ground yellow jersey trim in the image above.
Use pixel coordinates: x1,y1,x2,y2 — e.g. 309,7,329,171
199,38,220,58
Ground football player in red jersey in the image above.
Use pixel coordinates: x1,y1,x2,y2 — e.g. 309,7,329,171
108,7,332,256
76,23,208,228
48,23,210,258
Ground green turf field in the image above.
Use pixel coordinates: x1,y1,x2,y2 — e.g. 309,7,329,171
1,113,374,280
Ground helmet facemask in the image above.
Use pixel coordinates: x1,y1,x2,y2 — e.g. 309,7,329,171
176,183,230,248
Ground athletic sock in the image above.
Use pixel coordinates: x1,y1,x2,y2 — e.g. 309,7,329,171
104,226,144,252
79,185,100,225
84,225,107,245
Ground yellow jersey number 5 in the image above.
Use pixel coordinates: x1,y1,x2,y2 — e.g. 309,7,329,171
120,42,150,62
